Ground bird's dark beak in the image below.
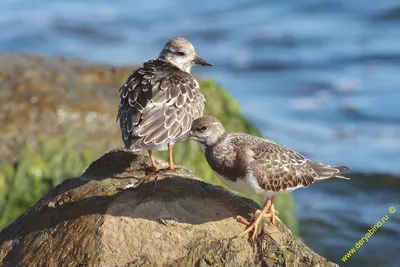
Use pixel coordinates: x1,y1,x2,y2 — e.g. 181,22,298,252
193,55,213,67
175,131,193,143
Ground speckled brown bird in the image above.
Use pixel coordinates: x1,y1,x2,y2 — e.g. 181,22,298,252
117,37,212,171
175,116,350,239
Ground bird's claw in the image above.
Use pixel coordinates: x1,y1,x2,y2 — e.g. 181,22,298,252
236,209,279,240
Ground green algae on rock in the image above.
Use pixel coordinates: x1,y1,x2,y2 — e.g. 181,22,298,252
0,53,297,234
0,138,103,230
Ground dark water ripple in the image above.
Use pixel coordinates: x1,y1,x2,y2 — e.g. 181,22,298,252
1,0,400,266
375,6,400,21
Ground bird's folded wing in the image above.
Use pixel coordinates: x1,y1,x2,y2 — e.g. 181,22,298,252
117,60,205,149
248,141,317,192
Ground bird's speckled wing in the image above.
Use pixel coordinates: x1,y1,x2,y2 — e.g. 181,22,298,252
233,134,345,193
117,59,205,150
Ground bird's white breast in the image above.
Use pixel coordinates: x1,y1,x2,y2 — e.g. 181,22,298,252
213,172,265,195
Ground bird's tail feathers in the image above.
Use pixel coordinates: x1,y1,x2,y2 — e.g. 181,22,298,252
334,165,351,180
309,161,350,181
335,175,351,180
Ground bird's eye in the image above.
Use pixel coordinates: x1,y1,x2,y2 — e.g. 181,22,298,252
177,51,186,56
200,125,208,132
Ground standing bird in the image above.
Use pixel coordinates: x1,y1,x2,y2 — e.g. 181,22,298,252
117,37,213,171
175,116,350,240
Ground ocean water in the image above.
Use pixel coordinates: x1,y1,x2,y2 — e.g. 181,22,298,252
1,0,399,266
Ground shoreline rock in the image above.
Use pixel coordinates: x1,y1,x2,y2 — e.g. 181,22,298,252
0,150,338,267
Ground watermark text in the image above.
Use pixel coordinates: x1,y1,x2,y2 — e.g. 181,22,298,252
341,206,396,262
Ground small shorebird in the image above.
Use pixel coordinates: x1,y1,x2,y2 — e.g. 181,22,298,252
117,37,212,171
175,116,350,240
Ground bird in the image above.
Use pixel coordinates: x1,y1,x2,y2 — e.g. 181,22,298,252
117,37,213,171
175,116,350,240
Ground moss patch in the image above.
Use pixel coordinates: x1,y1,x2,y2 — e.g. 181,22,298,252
0,138,102,230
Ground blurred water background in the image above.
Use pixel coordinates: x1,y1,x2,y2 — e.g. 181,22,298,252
1,0,399,266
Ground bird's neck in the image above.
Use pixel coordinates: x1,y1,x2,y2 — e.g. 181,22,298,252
204,132,229,153
203,132,239,178
184,65,192,73
157,55,191,73
158,52,166,60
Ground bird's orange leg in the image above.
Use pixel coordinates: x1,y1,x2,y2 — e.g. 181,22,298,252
237,197,279,240
269,196,278,224
166,144,186,170
148,150,157,172
167,144,175,170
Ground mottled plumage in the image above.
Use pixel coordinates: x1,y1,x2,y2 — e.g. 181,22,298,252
176,116,350,239
116,37,212,170
205,132,349,194
117,59,205,150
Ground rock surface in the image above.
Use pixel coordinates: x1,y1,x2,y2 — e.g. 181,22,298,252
0,150,337,267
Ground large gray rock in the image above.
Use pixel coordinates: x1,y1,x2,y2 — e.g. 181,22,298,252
0,150,337,267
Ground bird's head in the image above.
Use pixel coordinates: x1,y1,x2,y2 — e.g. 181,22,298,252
175,116,226,147
158,37,213,72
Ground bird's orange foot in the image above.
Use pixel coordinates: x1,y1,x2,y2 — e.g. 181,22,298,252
236,215,251,226
147,164,157,172
236,209,279,240
167,164,186,170
237,213,271,240
147,151,158,172
158,162,187,171
237,209,279,224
